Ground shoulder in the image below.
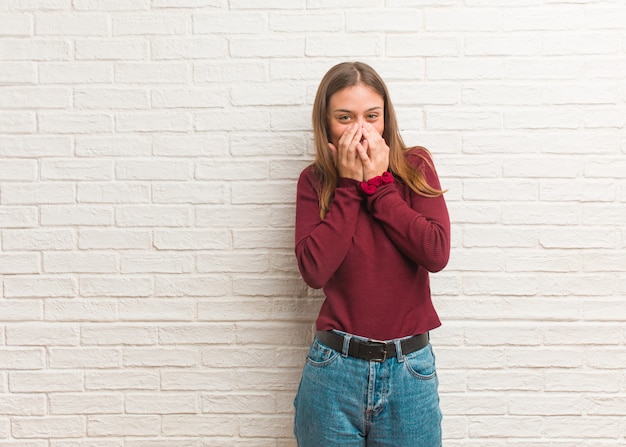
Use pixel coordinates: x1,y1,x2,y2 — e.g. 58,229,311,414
298,163,322,189
299,163,319,178
404,146,435,170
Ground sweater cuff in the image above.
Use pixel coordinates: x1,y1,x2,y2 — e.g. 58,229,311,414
338,177,361,189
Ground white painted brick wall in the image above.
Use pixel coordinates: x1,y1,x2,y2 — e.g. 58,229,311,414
0,1,624,445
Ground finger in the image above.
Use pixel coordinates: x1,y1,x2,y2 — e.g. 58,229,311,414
342,124,361,149
355,142,369,163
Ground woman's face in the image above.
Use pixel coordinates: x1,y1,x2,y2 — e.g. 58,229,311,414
326,83,385,148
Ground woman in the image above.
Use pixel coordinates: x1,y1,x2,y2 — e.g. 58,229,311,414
293,61,450,446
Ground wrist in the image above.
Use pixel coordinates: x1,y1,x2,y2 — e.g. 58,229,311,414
360,171,394,195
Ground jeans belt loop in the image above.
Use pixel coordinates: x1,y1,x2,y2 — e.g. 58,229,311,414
394,339,404,362
341,333,352,358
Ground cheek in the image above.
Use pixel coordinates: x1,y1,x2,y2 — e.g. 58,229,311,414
374,121,385,136
328,122,346,145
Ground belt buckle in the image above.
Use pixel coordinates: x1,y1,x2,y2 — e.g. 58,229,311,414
365,339,388,362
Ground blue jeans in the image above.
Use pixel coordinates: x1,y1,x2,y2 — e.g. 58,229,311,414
294,332,442,447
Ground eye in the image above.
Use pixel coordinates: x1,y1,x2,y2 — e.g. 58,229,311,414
338,115,351,122
367,113,380,120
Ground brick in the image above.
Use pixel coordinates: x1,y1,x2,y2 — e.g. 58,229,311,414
193,12,266,34
0,349,45,370
230,37,304,57
197,252,269,273
501,7,584,31
115,63,188,83
125,393,198,414
75,88,150,109
426,110,501,130
346,10,420,32
198,298,272,322
75,39,148,60
161,370,234,391
112,14,188,35
81,324,157,345
44,299,118,322
0,0,70,10
73,0,149,10
0,253,39,274
75,136,151,157
469,416,543,438
2,182,74,204
41,159,112,181
306,36,382,57
195,60,267,83
0,112,36,133
153,0,222,7
2,229,76,251
87,415,161,436
78,229,151,250
203,393,277,414
270,12,341,32
0,136,71,157
48,348,120,368
49,393,124,415
4,276,77,298
0,159,37,181
115,205,192,227
153,135,229,157
153,229,230,250
39,113,113,134
464,35,541,56
115,112,192,132
122,348,197,367
121,253,193,273
196,160,268,180
78,182,149,204
36,13,109,35
158,324,235,344
6,325,79,346
155,276,230,297
0,62,37,84
0,39,70,60
0,14,33,36
231,0,304,7
230,133,307,156
194,109,270,131
118,299,195,322
43,251,118,273
85,371,159,391
12,416,85,438
41,205,114,226
39,62,112,84
231,83,305,106
153,37,227,59
162,415,237,436
0,395,46,416
116,160,193,180
152,87,228,108
9,371,83,393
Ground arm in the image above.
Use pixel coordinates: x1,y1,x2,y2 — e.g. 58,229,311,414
294,167,363,289
366,149,450,272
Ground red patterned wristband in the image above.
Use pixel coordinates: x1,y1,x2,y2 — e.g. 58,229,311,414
360,171,394,195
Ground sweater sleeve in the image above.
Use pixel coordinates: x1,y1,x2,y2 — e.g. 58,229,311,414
366,148,450,273
294,167,363,289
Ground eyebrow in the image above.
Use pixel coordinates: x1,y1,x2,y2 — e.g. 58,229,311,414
332,106,383,114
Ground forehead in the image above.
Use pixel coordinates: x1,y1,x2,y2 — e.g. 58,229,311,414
328,84,384,111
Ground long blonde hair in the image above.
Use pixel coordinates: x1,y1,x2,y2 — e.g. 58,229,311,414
311,61,444,218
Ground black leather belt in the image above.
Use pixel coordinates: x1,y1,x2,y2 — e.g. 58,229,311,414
316,330,429,362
